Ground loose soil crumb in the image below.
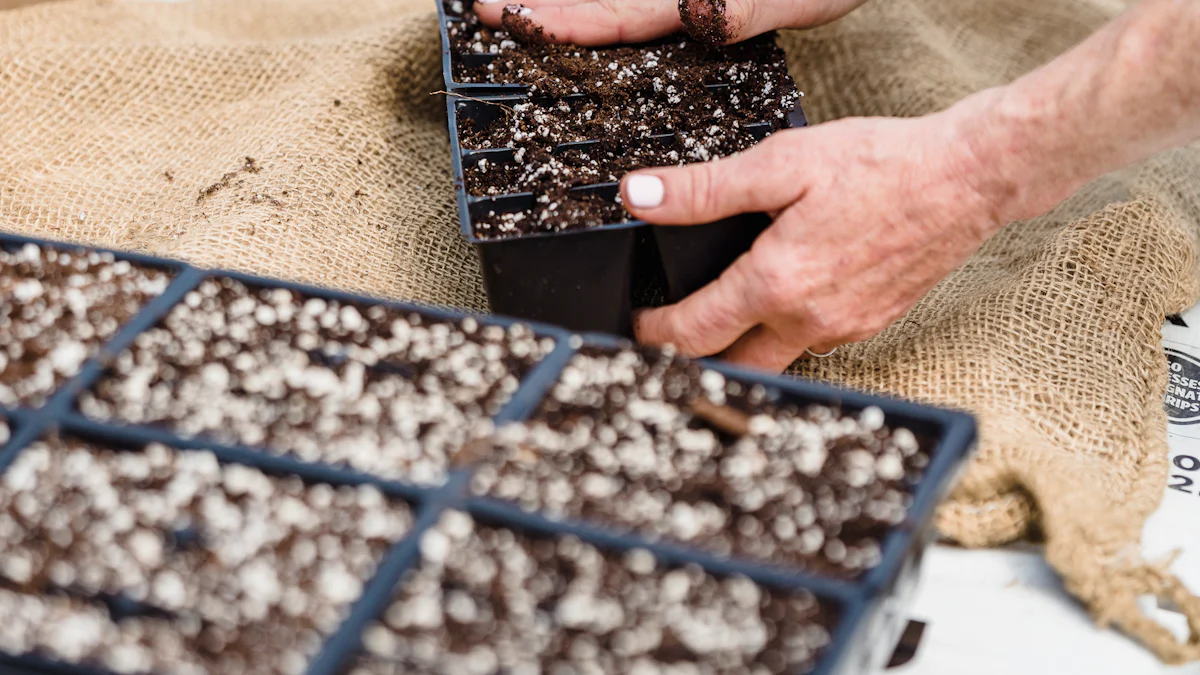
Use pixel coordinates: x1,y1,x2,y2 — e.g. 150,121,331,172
501,4,553,45
679,0,734,46
196,156,261,205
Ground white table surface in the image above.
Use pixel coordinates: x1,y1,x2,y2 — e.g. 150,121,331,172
891,309,1200,675
895,546,1197,675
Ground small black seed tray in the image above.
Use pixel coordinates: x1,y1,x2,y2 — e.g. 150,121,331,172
437,0,807,335
448,94,807,335
0,232,975,675
437,0,525,95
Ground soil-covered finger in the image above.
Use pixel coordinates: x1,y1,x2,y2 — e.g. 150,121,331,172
679,0,736,46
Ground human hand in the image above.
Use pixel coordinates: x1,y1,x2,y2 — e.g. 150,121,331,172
472,0,869,46
622,94,1065,373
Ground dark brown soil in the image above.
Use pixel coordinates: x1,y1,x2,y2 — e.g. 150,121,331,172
473,191,630,238
458,69,796,235
350,511,839,674
473,345,931,579
197,156,260,205
447,10,518,61
500,5,553,45
460,81,796,150
449,11,791,97
465,127,769,197
448,8,800,238
679,0,735,46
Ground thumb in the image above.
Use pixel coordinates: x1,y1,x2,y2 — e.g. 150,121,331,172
634,252,763,356
620,132,805,225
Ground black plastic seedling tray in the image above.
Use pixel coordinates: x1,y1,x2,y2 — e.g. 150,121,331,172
0,233,975,675
464,333,976,675
437,0,527,95
436,0,808,335
448,94,807,335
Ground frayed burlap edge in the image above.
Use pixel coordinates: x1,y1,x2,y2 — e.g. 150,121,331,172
796,196,1200,663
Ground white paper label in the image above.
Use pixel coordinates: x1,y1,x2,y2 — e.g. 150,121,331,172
1148,306,1200,598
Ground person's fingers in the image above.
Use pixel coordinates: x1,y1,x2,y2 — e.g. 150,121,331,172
681,0,871,44
477,1,683,46
724,0,788,41
634,253,764,357
720,324,812,373
477,0,590,8
620,132,807,225
474,0,591,26
477,0,865,45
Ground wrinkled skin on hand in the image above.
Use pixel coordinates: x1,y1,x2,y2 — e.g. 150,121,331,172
478,0,1200,373
625,112,1005,372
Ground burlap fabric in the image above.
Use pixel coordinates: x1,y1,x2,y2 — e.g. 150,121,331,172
1,0,1198,663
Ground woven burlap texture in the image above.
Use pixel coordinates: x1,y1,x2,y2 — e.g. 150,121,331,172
1,0,1198,663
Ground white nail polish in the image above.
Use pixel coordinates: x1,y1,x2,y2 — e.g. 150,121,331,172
504,3,532,15
476,0,502,4
626,175,665,209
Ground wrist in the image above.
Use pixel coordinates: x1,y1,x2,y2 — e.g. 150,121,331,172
938,84,1089,230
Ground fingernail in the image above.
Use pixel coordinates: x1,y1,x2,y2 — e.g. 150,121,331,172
476,0,502,4
504,3,532,15
625,175,664,209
